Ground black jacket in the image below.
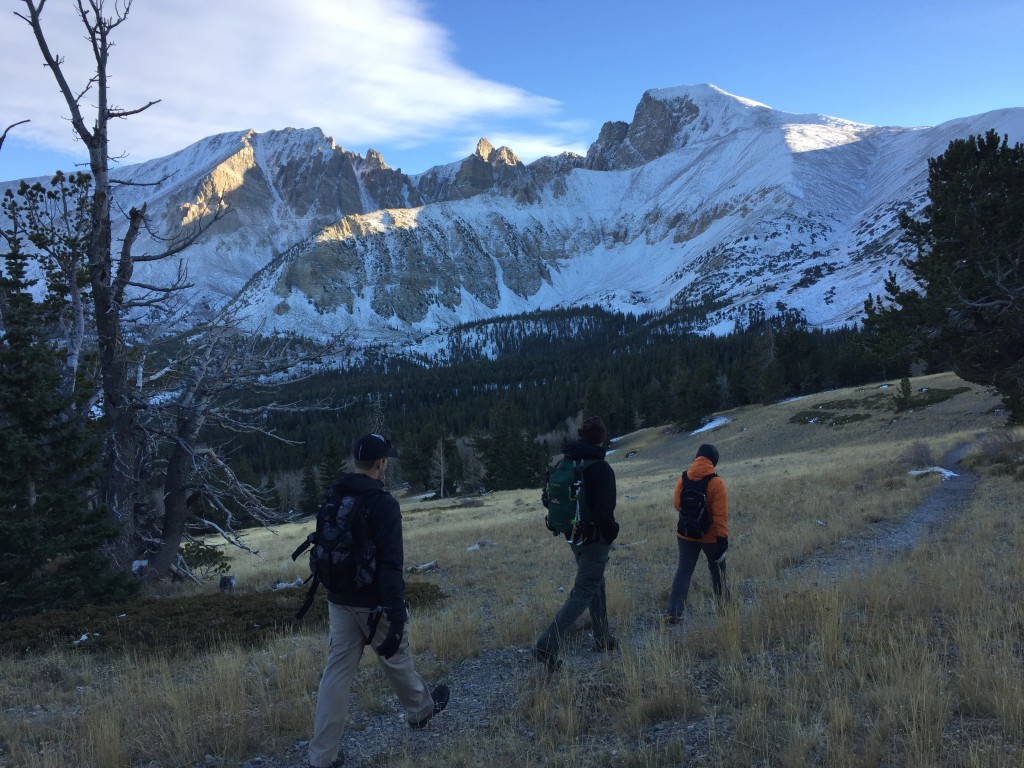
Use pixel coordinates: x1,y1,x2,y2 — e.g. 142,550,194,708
563,439,618,542
324,472,405,614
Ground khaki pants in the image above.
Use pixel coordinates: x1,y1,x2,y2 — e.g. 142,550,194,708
308,602,434,767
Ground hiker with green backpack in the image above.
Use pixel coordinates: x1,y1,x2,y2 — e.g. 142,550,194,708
663,443,730,624
534,416,620,673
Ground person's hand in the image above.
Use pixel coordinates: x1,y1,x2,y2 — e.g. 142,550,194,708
601,521,620,543
541,488,550,508
714,536,729,563
544,515,558,536
376,621,404,659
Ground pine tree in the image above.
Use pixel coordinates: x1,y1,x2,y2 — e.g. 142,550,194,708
672,359,719,430
478,398,547,490
403,427,441,490
581,374,623,435
865,130,1024,421
1,189,135,617
299,467,321,518
318,435,344,488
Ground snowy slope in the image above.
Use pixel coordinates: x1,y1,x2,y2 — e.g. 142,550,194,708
7,84,1022,351
233,86,1024,347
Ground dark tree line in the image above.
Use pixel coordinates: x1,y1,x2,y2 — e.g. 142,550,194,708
213,308,890,496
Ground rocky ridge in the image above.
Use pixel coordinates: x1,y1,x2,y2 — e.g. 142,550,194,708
15,84,1024,350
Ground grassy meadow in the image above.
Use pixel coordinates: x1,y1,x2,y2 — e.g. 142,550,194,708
1,372,1022,767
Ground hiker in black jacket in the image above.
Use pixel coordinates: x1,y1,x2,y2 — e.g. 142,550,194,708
308,434,449,768
534,416,620,672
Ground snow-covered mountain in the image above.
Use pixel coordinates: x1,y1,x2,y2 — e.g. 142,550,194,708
13,84,1024,351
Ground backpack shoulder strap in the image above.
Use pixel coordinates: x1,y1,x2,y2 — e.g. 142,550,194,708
680,470,694,489
701,472,718,490
681,471,717,493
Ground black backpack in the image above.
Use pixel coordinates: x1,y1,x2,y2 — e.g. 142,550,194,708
292,486,382,620
676,472,718,539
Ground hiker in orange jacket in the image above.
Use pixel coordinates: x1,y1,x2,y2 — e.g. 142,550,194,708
663,443,729,623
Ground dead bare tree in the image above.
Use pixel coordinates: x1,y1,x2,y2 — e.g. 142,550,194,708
16,0,357,582
429,436,447,499
16,0,227,568
141,307,352,577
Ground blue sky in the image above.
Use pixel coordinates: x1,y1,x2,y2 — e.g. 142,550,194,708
2,0,1021,181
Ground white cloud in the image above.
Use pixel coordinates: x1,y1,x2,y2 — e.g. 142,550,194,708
2,0,561,164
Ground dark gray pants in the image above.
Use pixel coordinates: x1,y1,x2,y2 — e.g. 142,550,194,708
536,541,611,660
667,537,723,619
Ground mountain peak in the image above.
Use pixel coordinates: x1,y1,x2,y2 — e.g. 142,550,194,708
648,83,771,111
364,148,390,170
585,83,781,171
475,138,495,161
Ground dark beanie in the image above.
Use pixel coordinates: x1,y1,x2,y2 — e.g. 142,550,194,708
578,416,608,446
696,443,719,466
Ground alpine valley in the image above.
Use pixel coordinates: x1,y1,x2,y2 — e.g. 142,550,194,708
12,84,1024,357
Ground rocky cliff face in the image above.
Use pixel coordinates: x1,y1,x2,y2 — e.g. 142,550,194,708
412,138,537,203
584,85,773,170
585,91,701,170
97,85,1024,350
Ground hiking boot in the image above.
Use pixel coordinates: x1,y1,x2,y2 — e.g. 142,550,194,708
409,684,450,729
593,636,618,652
309,758,344,768
660,613,679,626
533,646,563,673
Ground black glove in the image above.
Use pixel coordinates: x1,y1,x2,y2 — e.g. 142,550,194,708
544,515,558,536
713,536,729,564
376,620,404,659
600,521,620,544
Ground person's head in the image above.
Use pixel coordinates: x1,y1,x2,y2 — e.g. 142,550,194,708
696,443,719,466
352,433,399,477
578,415,608,447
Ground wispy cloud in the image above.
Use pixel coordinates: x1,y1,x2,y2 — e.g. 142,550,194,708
2,0,562,164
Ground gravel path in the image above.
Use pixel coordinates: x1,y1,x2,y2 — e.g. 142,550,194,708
231,445,980,768
783,442,978,583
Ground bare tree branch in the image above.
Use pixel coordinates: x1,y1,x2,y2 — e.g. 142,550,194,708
15,2,95,146
108,99,161,120
131,202,230,263
0,119,31,151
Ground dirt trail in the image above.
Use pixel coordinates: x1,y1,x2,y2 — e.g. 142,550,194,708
784,442,978,583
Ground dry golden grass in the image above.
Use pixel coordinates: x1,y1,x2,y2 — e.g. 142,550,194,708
2,372,1021,767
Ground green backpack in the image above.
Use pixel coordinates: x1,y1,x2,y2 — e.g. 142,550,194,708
544,458,599,539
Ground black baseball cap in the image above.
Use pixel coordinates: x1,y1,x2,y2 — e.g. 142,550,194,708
352,433,399,461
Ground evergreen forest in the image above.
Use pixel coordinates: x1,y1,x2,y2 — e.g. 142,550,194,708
215,305,898,504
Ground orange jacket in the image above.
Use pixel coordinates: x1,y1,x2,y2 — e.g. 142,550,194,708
673,455,728,542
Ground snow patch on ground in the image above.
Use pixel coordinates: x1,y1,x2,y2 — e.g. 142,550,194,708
691,416,731,435
908,466,960,480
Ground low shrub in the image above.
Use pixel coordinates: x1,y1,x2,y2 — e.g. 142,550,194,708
0,581,445,658
789,410,872,426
